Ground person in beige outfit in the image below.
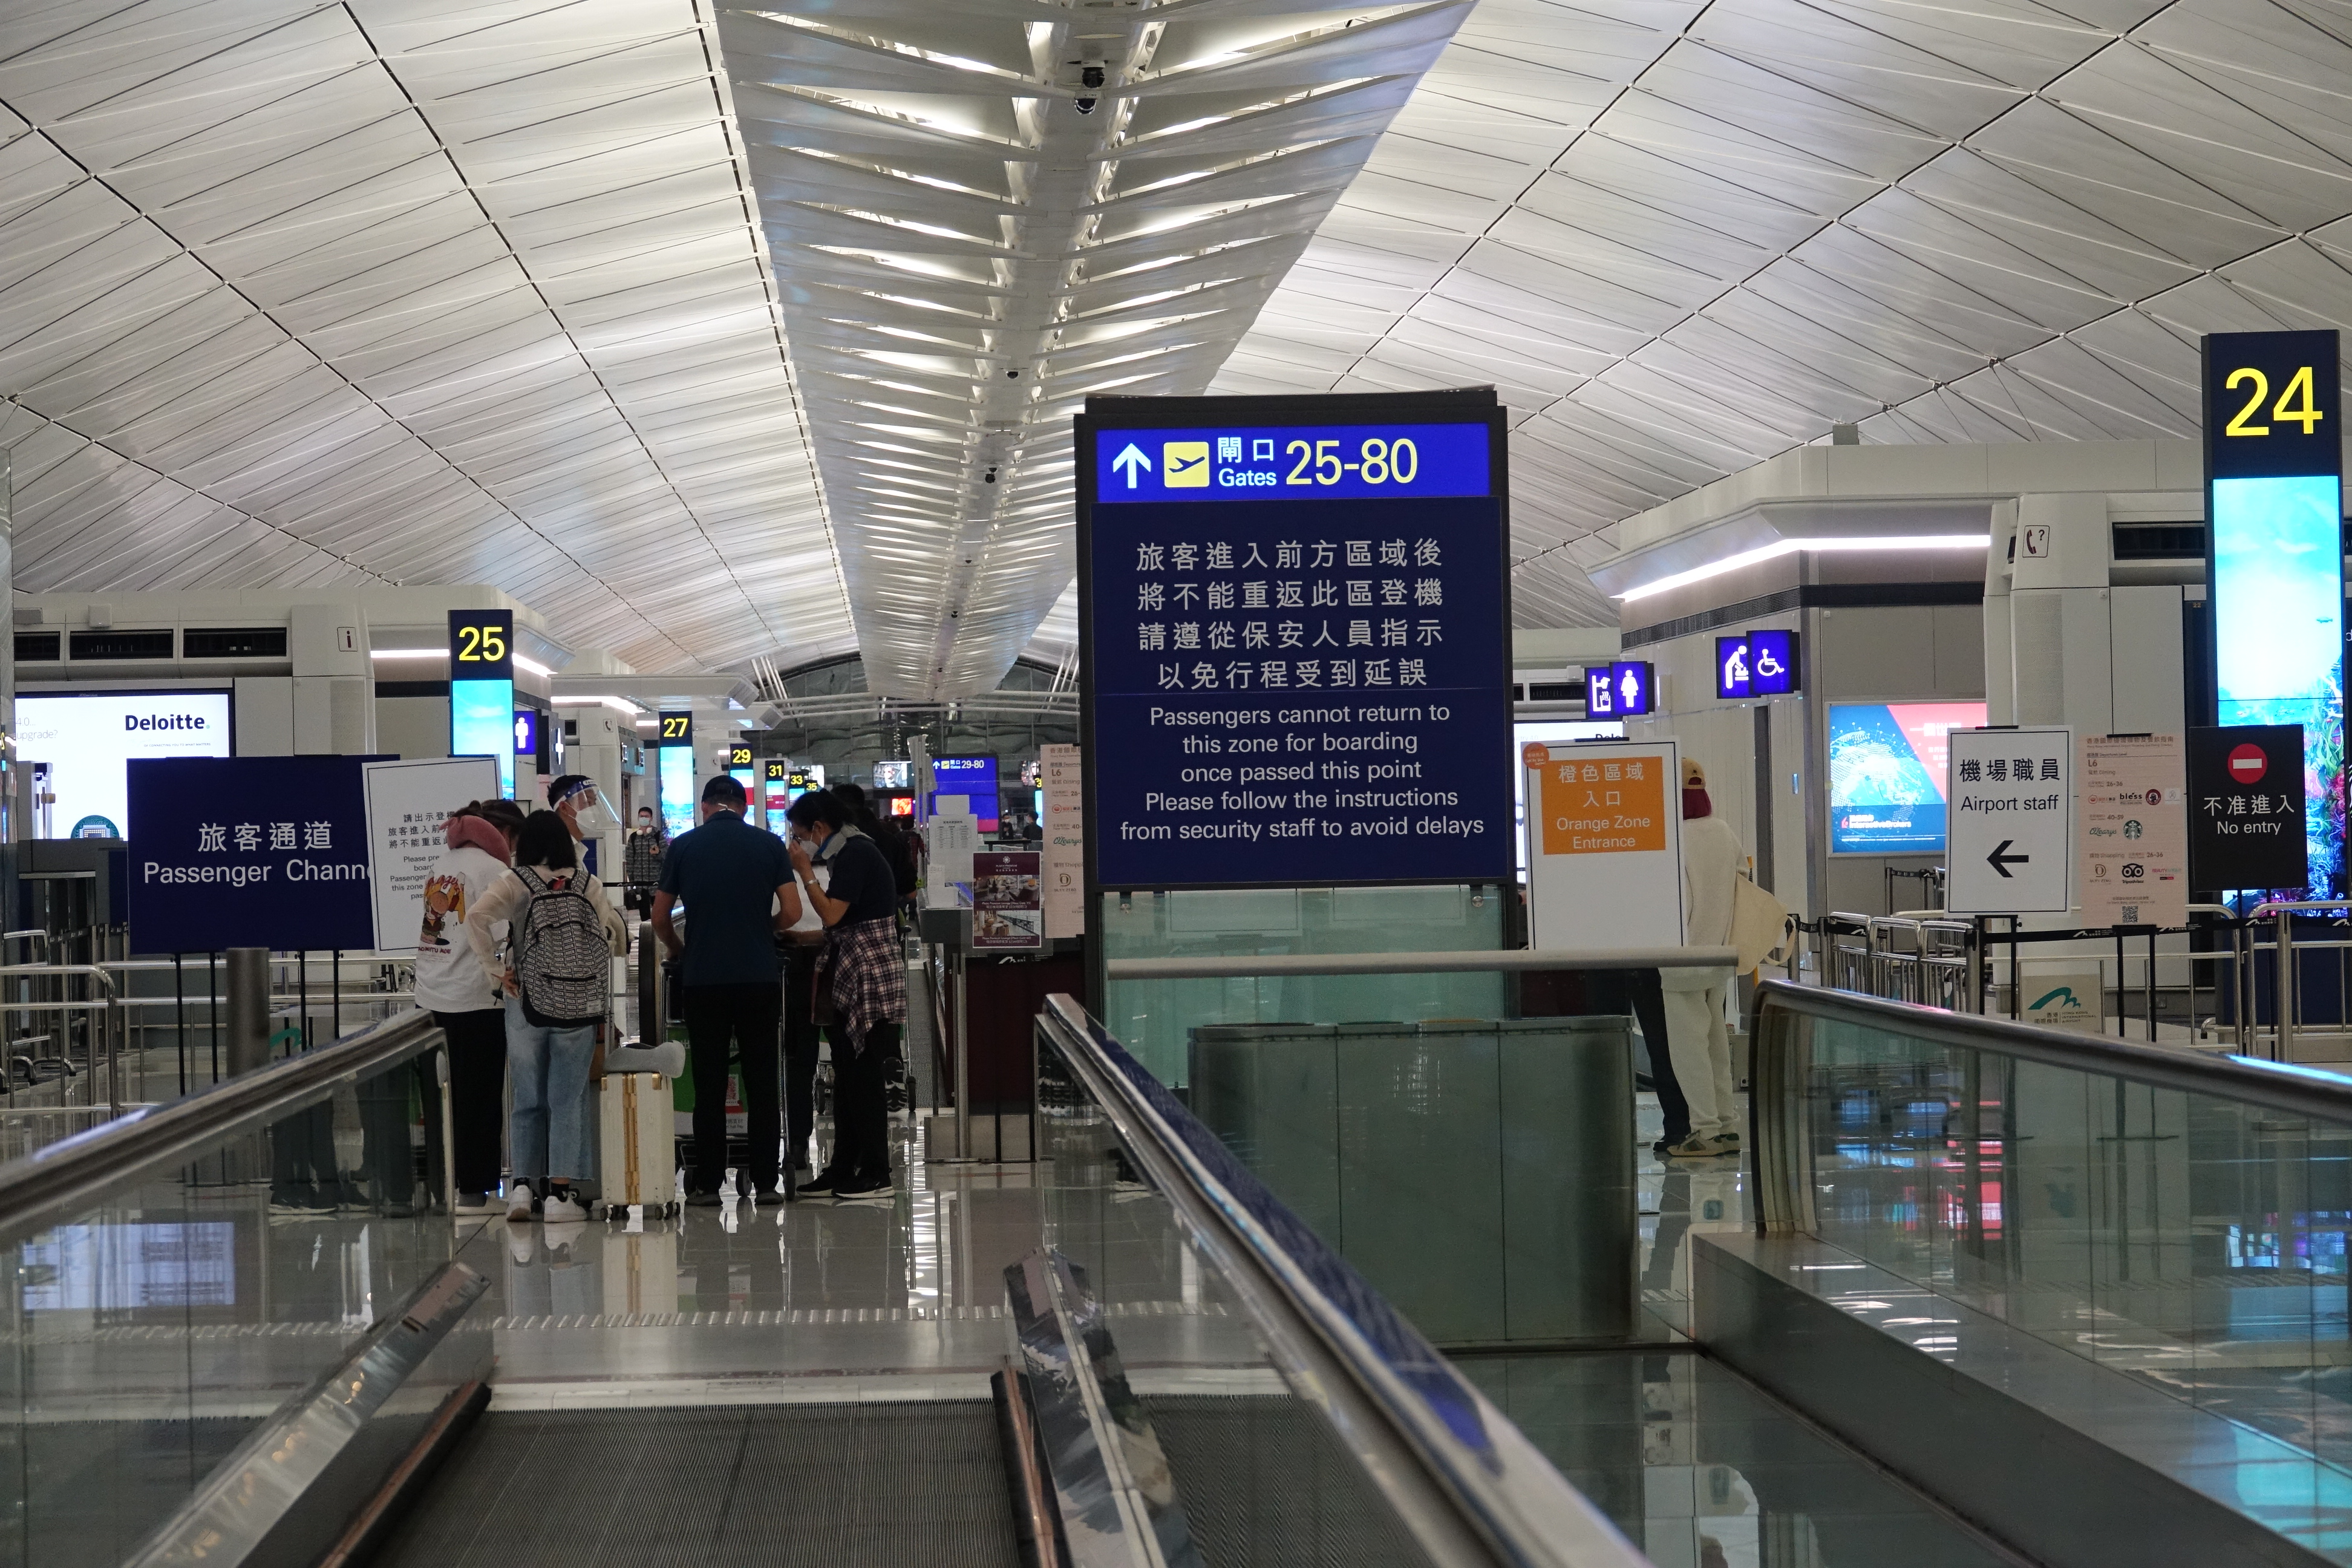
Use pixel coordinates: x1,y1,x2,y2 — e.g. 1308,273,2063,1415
1664,759,1747,1158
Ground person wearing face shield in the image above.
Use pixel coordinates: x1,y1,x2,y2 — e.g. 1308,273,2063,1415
546,774,622,876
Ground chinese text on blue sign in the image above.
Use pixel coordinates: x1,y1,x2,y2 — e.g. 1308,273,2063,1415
1083,400,1511,887
126,756,380,951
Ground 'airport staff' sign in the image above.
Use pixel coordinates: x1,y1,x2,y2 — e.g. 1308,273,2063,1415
1944,727,2073,915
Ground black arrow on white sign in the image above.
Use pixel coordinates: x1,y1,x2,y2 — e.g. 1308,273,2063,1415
1986,840,2030,878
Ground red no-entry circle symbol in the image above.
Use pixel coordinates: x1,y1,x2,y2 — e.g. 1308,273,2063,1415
2228,743,2268,785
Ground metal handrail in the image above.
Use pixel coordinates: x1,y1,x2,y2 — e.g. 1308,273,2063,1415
0,1008,442,1246
1106,946,1737,981
1748,979,2352,1150
1036,993,1645,1568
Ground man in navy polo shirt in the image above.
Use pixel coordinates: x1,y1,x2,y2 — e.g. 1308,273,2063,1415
652,774,799,1204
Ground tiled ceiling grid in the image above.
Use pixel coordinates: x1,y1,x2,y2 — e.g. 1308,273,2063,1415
0,0,852,673
1211,0,2352,626
716,0,1474,698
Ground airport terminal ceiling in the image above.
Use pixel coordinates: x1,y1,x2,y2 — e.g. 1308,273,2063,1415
5,0,2352,692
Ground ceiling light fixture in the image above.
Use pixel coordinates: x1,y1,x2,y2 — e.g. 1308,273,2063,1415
1615,537,1990,603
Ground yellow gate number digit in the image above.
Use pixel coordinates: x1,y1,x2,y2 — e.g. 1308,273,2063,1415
2224,365,2325,437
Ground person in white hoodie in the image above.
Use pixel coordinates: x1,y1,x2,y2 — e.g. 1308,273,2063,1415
1662,760,1748,1160
412,799,527,1212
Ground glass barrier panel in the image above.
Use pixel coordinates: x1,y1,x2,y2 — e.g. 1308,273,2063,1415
1099,884,1507,1085
1034,1030,1443,1567
8,1059,453,1568
1791,1007,2352,1500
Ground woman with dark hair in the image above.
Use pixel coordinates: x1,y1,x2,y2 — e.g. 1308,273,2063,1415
784,789,907,1199
468,811,626,1220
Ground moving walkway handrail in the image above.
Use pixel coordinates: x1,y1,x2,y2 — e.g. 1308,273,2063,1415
1106,946,1736,981
1746,978,2352,1230
1037,993,1644,1568
0,1005,439,1246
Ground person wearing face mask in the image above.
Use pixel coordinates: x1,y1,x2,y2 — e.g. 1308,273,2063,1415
546,774,622,877
652,775,802,1205
784,789,906,1201
622,804,667,914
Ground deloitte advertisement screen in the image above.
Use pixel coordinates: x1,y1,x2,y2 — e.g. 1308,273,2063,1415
1828,702,1985,855
18,691,232,839
2205,328,2344,900
1082,395,1512,887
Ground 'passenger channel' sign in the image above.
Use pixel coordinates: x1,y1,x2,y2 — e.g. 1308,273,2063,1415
126,756,382,952
1078,391,1512,888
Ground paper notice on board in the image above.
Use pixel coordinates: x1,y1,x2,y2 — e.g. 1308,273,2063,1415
1043,743,1083,937
364,756,501,952
2078,732,2186,927
926,797,977,909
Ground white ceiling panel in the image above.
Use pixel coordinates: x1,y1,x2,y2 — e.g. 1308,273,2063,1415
1217,0,2352,623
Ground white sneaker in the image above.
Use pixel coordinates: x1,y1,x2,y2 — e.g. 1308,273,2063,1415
543,1189,589,1223
506,1181,535,1222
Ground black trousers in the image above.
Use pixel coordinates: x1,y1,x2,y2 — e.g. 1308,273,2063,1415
431,1007,509,1197
1626,969,1688,1145
687,982,782,1194
826,1022,900,1183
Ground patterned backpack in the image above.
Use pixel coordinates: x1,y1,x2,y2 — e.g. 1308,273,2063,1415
514,866,608,1027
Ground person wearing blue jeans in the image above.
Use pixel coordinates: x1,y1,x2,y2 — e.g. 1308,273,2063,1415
469,810,627,1222
505,995,597,1212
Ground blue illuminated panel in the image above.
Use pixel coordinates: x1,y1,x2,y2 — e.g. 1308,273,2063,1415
1094,423,1488,503
451,678,513,798
1750,630,1798,695
1715,637,1751,700
1585,662,1654,718
656,710,694,837
2204,328,2344,900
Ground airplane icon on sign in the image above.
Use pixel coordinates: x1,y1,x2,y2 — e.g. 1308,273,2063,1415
1163,440,1210,487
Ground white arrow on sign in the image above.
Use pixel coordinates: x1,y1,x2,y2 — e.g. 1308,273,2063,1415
1110,443,1152,489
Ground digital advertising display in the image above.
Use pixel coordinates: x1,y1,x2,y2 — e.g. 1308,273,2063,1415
16,690,233,840
1080,390,1512,888
448,609,514,799
873,760,912,790
1828,701,1987,854
2204,329,2343,901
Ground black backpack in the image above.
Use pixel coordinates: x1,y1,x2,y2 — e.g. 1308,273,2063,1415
514,866,609,1028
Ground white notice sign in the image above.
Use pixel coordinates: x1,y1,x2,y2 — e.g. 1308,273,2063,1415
1945,727,2073,915
2078,733,2186,927
363,757,501,952
1524,739,1685,952
926,797,978,910
1042,743,1083,938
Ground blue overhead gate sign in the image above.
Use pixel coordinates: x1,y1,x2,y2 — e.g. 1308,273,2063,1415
1079,392,1514,889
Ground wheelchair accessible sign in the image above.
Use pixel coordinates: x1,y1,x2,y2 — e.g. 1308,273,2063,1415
1944,727,2072,916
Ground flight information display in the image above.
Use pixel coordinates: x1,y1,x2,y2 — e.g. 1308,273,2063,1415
1082,394,1512,889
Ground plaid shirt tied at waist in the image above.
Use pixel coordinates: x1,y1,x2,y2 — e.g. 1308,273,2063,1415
815,915,906,1054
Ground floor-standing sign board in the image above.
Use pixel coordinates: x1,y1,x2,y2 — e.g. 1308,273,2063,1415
364,756,501,952
1524,739,1685,952
1944,727,2073,915
1077,390,1513,895
2077,733,2186,927
1041,743,1083,938
126,756,382,952
2203,328,2342,901
2188,724,2309,894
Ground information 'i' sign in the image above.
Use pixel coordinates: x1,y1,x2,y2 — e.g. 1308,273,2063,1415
1078,390,1512,889
2202,328,2344,901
